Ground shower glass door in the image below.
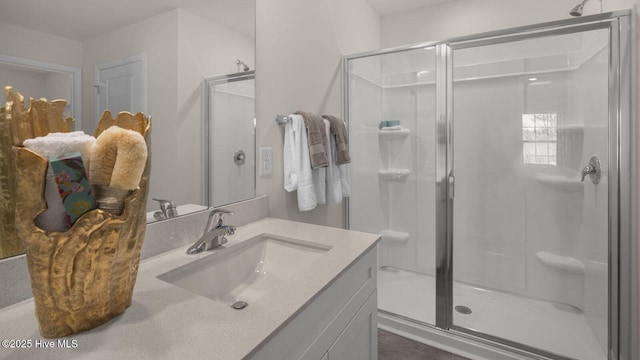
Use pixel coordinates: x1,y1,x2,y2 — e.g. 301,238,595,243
448,26,612,360
347,46,438,326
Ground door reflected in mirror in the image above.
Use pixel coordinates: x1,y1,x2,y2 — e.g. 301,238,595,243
206,72,255,208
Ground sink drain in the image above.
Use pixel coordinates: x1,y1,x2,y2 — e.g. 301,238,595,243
455,305,472,315
231,300,248,310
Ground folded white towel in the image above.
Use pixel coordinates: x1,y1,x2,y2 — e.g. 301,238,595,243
283,114,317,211
23,132,96,232
23,132,95,167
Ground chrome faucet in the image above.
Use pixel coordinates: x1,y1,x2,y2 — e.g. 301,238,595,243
152,198,178,220
186,209,236,254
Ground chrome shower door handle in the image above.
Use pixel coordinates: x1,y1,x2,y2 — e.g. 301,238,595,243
581,156,601,184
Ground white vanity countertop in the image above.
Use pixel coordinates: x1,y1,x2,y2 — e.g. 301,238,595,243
0,218,379,360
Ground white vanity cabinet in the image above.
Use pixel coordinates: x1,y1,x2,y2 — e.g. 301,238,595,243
249,246,378,360
322,292,377,360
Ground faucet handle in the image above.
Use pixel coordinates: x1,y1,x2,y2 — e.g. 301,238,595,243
212,208,234,224
211,208,234,216
204,208,235,231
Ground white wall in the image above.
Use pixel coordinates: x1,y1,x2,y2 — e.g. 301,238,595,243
255,0,380,227
44,72,72,107
0,22,82,69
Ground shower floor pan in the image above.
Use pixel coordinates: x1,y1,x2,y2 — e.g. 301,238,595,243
377,267,606,360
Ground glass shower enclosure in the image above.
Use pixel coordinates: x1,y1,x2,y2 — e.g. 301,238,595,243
344,11,634,360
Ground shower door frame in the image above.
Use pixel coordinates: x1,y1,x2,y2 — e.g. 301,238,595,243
342,10,636,360
436,13,633,360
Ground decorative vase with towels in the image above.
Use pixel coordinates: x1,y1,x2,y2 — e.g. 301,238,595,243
3,86,151,338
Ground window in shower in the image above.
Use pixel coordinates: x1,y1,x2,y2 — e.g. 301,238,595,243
522,113,557,165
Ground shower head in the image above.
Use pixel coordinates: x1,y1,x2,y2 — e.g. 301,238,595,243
569,0,589,16
236,59,250,72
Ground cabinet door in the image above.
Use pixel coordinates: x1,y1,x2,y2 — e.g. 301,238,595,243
328,292,377,360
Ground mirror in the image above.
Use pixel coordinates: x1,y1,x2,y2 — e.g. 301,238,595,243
205,71,256,208
0,0,255,259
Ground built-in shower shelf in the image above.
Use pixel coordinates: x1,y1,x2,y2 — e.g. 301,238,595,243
535,173,583,192
380,230,410,242
536,251,584,275
378,128,410,139
379,168,411,180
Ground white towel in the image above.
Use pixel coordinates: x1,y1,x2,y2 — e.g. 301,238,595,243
23,132,96,232
23,131,95,165
338,161,351,197
283,114,317,211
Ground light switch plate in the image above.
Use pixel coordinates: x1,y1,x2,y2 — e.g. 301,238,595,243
259,147,272,176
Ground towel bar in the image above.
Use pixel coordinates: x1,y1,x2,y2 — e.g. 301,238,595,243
276,115,292,124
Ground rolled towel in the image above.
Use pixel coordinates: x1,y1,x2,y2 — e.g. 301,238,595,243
322,115,351,165
294,111,328,169
23,132,96,232
90,126,147,190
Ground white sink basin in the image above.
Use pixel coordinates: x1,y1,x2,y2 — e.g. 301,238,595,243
157,234,331,304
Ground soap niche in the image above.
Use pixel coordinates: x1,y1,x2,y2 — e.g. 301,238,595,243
378,127,411,180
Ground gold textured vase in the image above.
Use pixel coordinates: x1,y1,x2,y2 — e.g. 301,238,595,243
6,87,152,338
0,106,22,259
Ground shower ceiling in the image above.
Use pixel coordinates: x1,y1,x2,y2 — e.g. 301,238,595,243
367,0,458,15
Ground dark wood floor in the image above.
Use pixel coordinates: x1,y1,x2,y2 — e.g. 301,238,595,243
378,329,470,360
